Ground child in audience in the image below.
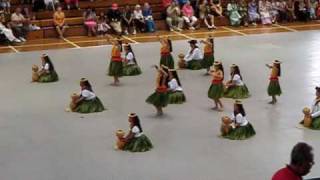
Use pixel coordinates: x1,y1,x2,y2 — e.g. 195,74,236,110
133,4,145,33
122,5,134,35
248,0,260,25
97,12,110,36
182,0,198,30
143,2,156,32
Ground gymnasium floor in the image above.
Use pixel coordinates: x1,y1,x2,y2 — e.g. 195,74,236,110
0,25,320,180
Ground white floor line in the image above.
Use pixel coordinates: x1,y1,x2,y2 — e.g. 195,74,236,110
122,35,139,44
63,38,81,48
221,26,247,36
272,24,298,32
173,31,194,39
8,45,19,53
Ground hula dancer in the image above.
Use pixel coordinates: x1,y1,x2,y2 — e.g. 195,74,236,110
200,36,215,74
302,87,320,130
266,60,282,104
208,61,224,111
73,78,105,113
183,40,204,70
122,43,142,76
146,65,169,116
159,36,175,69
167,69,186,104
222,100,256,140
108,38,123,85
38,54,59,83
224,64,250,99
122,113,153,152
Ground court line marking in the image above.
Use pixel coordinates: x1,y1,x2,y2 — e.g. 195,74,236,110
122,35,139,44
173,31,194,39
221,26,247,36
62,38,81,48
8,45,19,53
272,24,298,32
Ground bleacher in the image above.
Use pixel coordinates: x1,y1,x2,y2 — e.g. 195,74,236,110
8,0,229,40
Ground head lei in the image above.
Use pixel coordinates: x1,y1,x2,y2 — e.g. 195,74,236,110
235,100,242,105
214,61,222,66
273,60,281,64
128,113,137,118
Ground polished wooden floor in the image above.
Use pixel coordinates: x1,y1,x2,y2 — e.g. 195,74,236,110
1,21,320,54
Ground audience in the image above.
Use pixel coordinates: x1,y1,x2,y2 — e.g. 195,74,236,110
259,0,273,25
107,3,122,35
227,0,242,26
65,0,79,10
143,3,156,32
122,5,134,35
239,0,249,26
133,4,145,33
272,142,314,180
53,6,67,38
166,1,183,31
10,7,29,42
83,7,97,36
182,0,198,30
97,12,110,36
0,0,11,14
248,0,260,25
0,12,21,43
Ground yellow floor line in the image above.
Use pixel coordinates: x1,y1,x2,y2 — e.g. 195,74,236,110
272,24,298,32
173,31,194,39
8,45,19,53
63,38,81,48
122,35,139,44
221,26,247,36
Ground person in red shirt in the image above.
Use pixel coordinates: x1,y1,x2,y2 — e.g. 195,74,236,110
272,142,315,180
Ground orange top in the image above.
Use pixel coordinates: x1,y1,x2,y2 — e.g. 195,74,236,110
270,66,279,80
111,45,122,61
212,70,223,84
53,11,65,26
161,43,170,55
204,43,213,54
156,85,167,93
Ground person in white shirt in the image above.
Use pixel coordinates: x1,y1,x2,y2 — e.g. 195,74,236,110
222,100,256,140
224,64,250,99
0,13,21,43
122,43,142,76
183,40,203,70
122,113,153,152
38,54,59,82
133,4,145,33
73,78,105,113
305,87,320,129
10,7,29,42
167,69,186,104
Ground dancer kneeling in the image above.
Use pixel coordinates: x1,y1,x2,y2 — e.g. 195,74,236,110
117,113,153,152
167,68,186,104
146,65,169,115
71,78,105,113
300,87,320,130
221,100,256,140
122,43,142,76
224,64,250,99
37,54,59,83
182,40,203,70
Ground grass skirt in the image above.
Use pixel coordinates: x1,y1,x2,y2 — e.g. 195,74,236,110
146,91,168,107
201,55,215,69
38,70,59,83
122,64,142,76
108,61,123,76
123,134,153,152
301,117,320,130
222,123,256,140
187,60,203,70
208,83,224,100
224,85,250,99
168,91,186,104
160,54,175,69
74,97,105,113
268,80,281,96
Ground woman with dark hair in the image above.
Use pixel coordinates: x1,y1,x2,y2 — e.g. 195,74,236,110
146,65,169,115
222,100,256,140
208,61,224,111
159,36,174,69
38,54,59,82
224,64,250,99
122,113,153,152
108,38,123,85
302,87,320,130
266,60,282,104
183,40,203,70
200,36,215,74
83,7,97,37
73,78,105,113
167,69,186,104
122,43,142,76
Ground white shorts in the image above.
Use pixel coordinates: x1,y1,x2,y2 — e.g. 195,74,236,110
183,16,197,23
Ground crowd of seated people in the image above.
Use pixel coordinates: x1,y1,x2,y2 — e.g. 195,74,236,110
1,0,320,44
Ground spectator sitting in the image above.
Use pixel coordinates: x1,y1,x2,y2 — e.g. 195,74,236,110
53,6,67,38
270,0,279,23
309,0,318,19
162,0,172,11
276,0,288,22
238,0,249,26
97,12,110,36
0,12,21,43
166,1,183,31
133,4,145,33
65,0,79,10
182,0,198,30
0,0,10,14
287,0,296,21
199,0,215,30
210,0,223,17
122,5,134,35
272,142,314,180
10,7,29,42
259,0,273,25
294,0,309,21
107,3,122,35
143,2,156,32
44,0,59,10
248,0,260,25
227,0,242,26
83,7,97,36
